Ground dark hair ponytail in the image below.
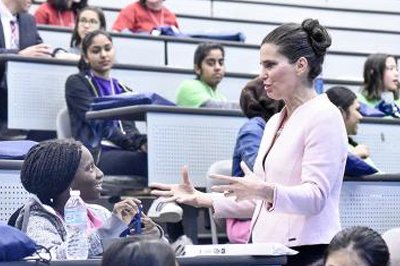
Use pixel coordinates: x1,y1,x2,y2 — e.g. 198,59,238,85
325,86,357,115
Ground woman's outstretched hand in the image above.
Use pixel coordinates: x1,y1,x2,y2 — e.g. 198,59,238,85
210,161,274,202
150,166,213,208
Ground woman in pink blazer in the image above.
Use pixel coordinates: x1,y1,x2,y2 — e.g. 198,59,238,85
152,18,347,266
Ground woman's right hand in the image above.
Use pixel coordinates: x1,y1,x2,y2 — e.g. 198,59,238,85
354,144,369,159
112,198,141,225
151,166,213,208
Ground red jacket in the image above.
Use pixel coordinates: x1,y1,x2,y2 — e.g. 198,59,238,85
112,2,178,33
34,2,75,27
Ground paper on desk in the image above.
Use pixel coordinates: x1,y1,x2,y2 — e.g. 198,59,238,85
184,243,298,257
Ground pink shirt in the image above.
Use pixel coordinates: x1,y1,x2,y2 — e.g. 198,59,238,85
213,94,347,247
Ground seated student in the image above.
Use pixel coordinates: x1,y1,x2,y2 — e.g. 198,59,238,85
65,30,148,179
176,42,239,109
102,237,178,266
358,53,399,115
53,6,106,60
326,86,379,176
34,0,88,27
14,139,163,260
228,77,284,244
322,226,389,266
112,0,179,34
165,42,238,250
0,0,52,140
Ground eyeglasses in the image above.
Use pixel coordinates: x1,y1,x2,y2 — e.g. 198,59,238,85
78,18,99,26
386,65,399,72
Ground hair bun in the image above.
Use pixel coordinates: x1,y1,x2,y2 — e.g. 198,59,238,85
302,18,332,56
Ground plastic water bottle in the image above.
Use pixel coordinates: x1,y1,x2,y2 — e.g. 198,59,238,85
314,74,324,94
65,190,89,260
380,91,400,118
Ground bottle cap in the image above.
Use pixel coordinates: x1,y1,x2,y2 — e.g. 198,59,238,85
70,190,80,196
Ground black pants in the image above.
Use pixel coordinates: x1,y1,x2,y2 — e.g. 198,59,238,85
286,244,327,266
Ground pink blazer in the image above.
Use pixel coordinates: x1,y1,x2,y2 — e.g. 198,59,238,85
213,94,347,247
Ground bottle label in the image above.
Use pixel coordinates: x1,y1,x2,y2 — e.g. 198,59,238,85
65,209,87,226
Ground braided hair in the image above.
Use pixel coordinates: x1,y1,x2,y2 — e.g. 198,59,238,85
21,139,82,205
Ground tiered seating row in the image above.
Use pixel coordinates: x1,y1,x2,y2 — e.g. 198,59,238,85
38,25,390,82
88,0,400,20
31,2,400,54
4,55,359,131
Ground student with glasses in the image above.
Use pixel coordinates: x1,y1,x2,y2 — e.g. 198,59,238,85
53,6,106,60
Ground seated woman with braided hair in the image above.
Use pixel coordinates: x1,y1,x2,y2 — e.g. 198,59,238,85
14,139,163,259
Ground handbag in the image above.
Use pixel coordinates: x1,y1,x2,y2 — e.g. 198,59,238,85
0,225,37,261
345,153,378,177
0,140,37,160
91,92,175,111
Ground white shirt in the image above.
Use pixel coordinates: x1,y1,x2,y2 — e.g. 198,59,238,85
0,0,18,49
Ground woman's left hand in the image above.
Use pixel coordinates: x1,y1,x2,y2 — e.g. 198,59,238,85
210,161,274,202
129,213,161,238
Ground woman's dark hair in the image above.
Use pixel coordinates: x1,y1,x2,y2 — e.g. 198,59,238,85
139,0,146,5
261,18,331,83
101,238,176,266
193,42,225,79
48,0,87,12
326,86,357,116
240,77,284,121
78,30,112,72
361,53,398,101
324,226,390,266
70,6,106,48
71,0,88,13
20,139,82,206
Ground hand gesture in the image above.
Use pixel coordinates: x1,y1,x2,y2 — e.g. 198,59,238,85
354,144,369,159
210,161,274,202
112,198,141,225
140,213,161,237
151,166,212,208
18,43,52,57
